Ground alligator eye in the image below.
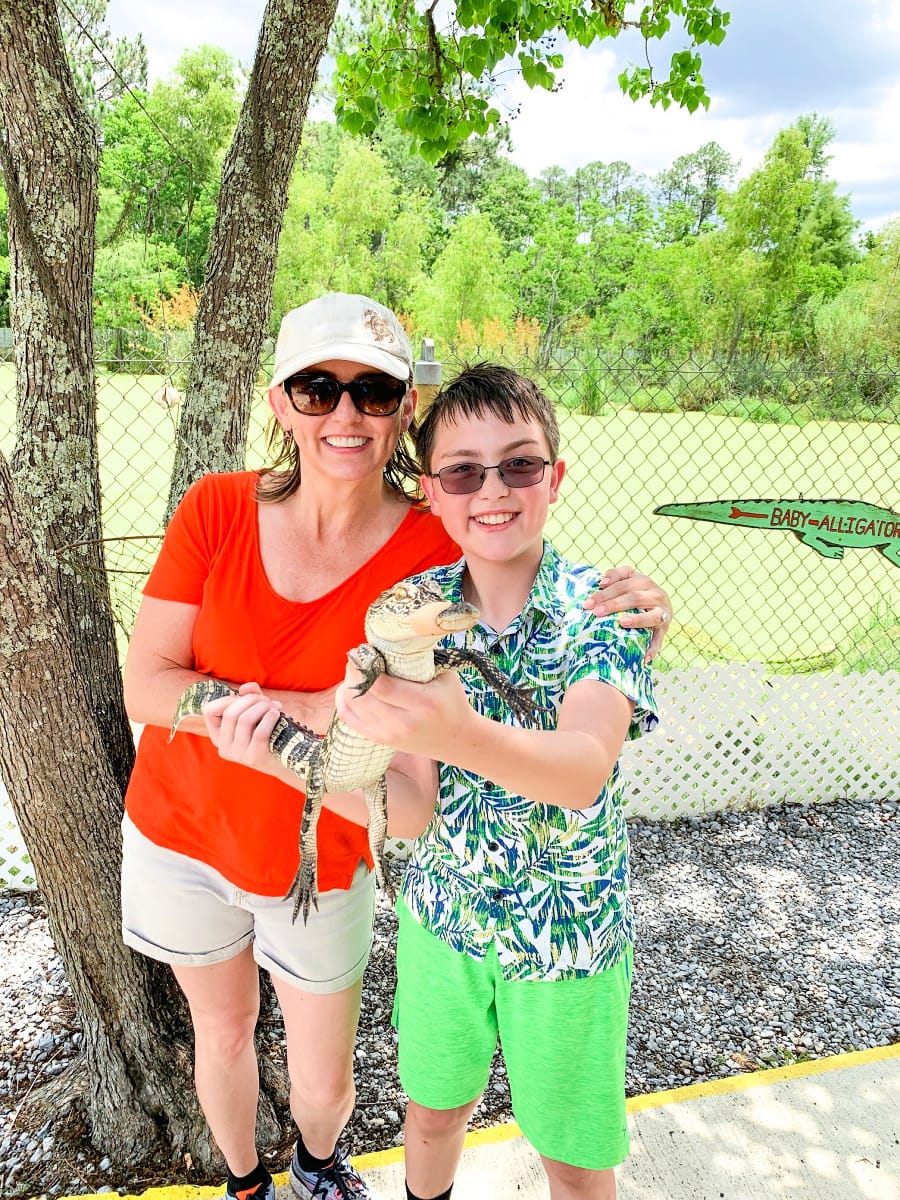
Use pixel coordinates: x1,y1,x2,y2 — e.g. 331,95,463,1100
393,584,410,599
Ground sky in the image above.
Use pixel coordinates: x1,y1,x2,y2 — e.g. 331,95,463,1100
104,0,900,234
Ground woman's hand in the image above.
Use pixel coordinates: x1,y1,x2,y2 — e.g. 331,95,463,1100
584,565,672,663
201,682,284,775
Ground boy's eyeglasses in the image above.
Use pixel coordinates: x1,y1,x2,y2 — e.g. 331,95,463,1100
283,371,408,416
430,456,551,495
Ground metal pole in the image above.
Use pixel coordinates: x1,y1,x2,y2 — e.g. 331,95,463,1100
414,337,442,419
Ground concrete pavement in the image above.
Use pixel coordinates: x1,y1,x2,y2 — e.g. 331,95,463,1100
60,1043,900,1200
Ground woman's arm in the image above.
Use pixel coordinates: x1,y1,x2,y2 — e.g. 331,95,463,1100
123,596,337,735
199,686,438,835
335,668,634,811
583,566,672,663
123,597,209,734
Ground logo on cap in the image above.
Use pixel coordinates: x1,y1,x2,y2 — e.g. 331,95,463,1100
364,308,397,346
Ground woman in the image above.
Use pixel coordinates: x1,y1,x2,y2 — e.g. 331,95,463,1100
121,292,672,1200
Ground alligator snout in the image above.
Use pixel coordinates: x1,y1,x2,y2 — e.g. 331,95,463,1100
436,600,480,632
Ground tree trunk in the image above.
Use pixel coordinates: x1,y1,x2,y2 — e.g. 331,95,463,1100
0,1,288,1173
0,0,133,793
726,307,745,364
166,0,338,519
0,0,344,1175
0,449,216,1166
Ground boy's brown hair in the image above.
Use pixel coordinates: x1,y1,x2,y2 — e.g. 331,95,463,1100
414,362,560,473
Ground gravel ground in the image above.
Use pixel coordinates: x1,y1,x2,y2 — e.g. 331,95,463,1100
2,795,898,1198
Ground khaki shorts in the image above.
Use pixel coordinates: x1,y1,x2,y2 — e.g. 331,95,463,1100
121,814,375,994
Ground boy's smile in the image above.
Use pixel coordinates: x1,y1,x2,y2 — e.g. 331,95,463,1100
473,512,517,526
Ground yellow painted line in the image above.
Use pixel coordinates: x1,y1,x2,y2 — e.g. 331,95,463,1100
627,1041,900,1113
353,1116,528,1170
359,1043,900,1164
57,1043,900,1199
59,1174,292,1200
351,1144,406,1170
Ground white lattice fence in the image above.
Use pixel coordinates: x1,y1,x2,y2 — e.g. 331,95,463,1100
753,672,900,805
1,789,35,889
2,667,899,888
620,666,900,816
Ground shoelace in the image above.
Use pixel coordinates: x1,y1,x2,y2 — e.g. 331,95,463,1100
312,1151,366,1198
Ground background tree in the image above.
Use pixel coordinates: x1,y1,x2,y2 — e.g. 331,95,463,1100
478,160,543,255
100,46,240,285
813,217,900,361
653,141,737,241
411,211,514,342
692,115,857,352
598,238,705,353
57,0,148,122
0,0,731,1178
271,135,430,317
516,200,591,359
577,160,650,228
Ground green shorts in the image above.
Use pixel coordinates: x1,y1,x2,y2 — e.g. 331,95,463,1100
393,901,632,1170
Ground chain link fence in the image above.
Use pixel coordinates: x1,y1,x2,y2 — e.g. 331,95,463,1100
4,334,897,673
2,334,899,884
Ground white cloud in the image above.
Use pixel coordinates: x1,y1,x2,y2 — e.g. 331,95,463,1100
107,0,264,76
874,0,900,32
503,44,773,181
503,40,899,232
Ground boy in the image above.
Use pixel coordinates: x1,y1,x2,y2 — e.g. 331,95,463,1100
335,363,659,1200
204,363,659,1199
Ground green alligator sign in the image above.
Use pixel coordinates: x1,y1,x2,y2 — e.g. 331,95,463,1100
654,498,900,567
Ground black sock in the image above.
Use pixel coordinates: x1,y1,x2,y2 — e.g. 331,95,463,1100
226,1160,271,1197
294,1132,337,1173
406,1184,453,1200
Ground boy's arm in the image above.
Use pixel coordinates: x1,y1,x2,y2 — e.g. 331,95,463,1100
380,751,440,837
200,686,437,834
336,668,634,812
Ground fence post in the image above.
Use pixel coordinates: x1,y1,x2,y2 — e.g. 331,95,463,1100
414,338,441,419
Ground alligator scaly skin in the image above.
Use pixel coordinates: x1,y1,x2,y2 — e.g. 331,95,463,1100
171,578,546,923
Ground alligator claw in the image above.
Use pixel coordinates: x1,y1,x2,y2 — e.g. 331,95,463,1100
286,863,319,926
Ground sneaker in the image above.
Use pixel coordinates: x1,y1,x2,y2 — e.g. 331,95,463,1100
289,1142,381,1199
225,1178,275,1200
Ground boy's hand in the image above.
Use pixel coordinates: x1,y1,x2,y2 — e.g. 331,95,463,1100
201,682,284,774
336,656,472,759
584,565,672,663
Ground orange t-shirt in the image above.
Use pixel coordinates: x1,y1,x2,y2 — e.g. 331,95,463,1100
124,471,460,896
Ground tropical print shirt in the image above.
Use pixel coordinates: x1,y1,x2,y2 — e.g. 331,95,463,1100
400,542,659,982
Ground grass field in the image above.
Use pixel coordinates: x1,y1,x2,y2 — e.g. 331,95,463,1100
3,363,899,671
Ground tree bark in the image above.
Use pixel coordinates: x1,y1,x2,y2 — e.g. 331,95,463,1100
0,0,342,1175
0,0,133,792
166,0,339,519
0,1,289,1173
0,448,217,1165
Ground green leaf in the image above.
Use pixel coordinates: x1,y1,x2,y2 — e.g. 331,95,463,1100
341,109,366,135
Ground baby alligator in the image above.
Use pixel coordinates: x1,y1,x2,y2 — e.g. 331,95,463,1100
171,577,545,923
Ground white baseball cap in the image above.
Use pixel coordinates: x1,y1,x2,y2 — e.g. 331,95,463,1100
270,293,413,387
